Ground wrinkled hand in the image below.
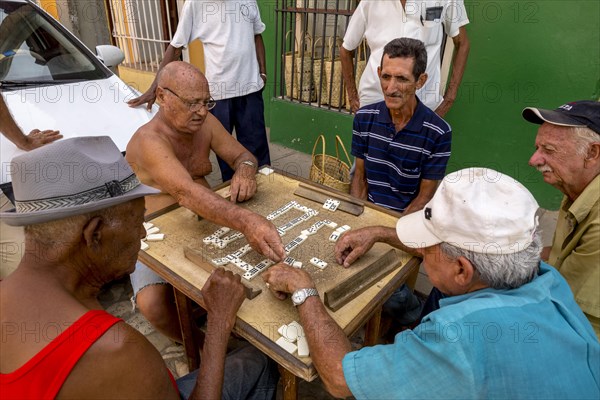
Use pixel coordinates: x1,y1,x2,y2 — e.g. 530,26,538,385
230,165,257,203
201,268,246,330
243,213,285,262
334,227,377,268
127,89,157,111
21,129,62,151
263,263,315,300
434,98,454,118
348,93,360,114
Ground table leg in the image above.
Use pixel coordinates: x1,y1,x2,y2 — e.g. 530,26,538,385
364,307,382,346
174,288,201,370
279,365,298,400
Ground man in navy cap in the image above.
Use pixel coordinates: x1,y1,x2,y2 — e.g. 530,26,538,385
523,100,600,338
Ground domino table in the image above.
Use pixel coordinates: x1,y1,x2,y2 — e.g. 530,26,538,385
138,169,419,400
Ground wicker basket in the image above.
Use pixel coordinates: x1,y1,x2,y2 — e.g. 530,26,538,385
283,31,315,102
320,37,345,108
309,135,351,193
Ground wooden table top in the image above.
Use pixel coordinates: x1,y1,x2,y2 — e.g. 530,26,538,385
139,171,418,381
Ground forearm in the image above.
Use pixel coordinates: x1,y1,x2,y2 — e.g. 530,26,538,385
189,320,232,400
350,161,367,199
444,28,470,102
0,98,27,149
255,35,266,75
297,297,353,398
232,151,258,170
340,46,357,99
177,184,257,232
371,225,422,257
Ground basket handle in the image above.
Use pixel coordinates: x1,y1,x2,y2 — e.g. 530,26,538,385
334,135,352,166
312,134,327,173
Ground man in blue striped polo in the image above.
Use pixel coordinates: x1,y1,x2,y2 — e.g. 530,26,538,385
351,37,452,215
350,37,452,330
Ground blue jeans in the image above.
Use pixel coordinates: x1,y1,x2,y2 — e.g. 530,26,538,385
176,344,279,400
211,90,270,182
382,284,424,327
129,261,167,308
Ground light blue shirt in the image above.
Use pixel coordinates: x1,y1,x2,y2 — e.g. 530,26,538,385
343,263,600,399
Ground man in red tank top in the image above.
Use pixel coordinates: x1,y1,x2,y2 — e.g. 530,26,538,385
0,137,278,399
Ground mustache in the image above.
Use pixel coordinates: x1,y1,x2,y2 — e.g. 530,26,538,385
386,92,403,98
535,165,553,173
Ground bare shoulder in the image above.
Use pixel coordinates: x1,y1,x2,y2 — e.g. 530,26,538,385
127,119,173,156
57,321,180,399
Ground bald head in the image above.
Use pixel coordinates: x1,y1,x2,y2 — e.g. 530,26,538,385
157,61,208,94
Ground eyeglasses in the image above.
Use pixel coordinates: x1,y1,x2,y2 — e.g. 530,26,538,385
160,87,216,111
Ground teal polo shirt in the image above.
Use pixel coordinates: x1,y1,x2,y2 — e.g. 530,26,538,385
342,263,600,399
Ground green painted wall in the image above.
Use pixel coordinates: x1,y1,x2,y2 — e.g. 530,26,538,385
259,0,600,209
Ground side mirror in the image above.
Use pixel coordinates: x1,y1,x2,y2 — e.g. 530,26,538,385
96,45,125,68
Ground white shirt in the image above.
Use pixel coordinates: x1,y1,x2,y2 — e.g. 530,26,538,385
342,0,469,110
171,0,266,100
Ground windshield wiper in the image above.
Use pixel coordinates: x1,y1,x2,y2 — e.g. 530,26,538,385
1,79,85,88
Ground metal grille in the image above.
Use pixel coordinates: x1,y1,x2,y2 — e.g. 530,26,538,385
106,0,177,72
275,0,364,112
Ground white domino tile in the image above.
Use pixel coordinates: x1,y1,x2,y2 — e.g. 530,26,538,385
146,233,165,242
145,226,160,235
211,258,229,266
140,240,149,251
259,167,274,175
335,225,351,233
323,220,338,229
329,232,340,242
275,336,297,354
297,336,310,357
242,259,274,281
323,198,340,211
143,222,154,231
310,257,327,269
288,321,304,338
292,261,303,269
283,256,296,265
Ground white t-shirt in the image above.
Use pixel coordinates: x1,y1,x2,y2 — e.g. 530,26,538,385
171,0,266,100
342,0,469,110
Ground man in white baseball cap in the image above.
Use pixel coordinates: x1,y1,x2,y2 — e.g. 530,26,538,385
262,167,599,399
0,137,278,399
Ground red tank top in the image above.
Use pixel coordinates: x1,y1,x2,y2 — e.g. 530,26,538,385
0,310,178,399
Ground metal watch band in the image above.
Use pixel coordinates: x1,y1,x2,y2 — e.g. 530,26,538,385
292,288,319,306
240,160,256,169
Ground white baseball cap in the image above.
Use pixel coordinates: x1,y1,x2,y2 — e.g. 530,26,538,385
396,168,539,254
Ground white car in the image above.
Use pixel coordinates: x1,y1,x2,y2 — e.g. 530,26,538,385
0,0,156,186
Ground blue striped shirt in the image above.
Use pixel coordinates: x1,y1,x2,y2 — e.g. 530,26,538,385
351,99,452,212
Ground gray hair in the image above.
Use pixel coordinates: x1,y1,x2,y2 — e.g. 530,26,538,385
25,205,123,249
439,231,542,289
572,126,600,157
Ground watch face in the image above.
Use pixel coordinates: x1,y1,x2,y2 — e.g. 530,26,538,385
292,290,305,305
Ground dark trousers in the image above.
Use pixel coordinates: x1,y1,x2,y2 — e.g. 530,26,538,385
176,344,279,400
211,90,271,181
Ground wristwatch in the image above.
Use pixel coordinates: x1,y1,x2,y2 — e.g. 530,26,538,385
291,288,319,306
240,160,256,169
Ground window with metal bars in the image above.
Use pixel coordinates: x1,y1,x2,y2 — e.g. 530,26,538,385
105,0,178,72
274,0,364,112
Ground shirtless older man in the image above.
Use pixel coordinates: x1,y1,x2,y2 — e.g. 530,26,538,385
126,61,285,341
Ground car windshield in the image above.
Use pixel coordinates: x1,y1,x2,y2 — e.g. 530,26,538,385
0,1,108,86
